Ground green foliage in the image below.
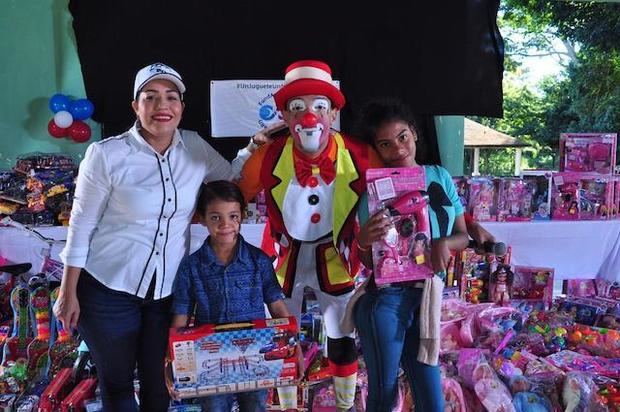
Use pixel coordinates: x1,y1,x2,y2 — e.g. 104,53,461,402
468,1,620,175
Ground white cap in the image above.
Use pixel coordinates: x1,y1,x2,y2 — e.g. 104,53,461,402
133,63,186,100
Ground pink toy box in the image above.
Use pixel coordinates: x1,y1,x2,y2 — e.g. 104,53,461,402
521,170,553,220
496,177,532,221
452,176,469,210
551,172,582,220
579,174,614,220
560,133,617,174
467,177,497,222
511,266,554,309
167,317,299,399
366,167,433,285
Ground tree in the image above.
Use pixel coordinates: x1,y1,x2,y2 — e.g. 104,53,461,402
470,1,620,174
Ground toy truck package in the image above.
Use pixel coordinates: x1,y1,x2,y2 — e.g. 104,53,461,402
168,317,299,399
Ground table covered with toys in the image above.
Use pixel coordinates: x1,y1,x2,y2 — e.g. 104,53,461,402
1,131,620,412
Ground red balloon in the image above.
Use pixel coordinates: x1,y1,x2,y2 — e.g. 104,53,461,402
48,119,68,138
68,120,92,143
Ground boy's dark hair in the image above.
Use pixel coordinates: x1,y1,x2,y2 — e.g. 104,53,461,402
196,180,246,216
356,97,421,147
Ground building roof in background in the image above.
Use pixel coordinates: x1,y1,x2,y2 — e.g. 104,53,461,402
464,118,530,148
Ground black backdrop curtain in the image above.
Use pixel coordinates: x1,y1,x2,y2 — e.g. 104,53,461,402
68,0,504,164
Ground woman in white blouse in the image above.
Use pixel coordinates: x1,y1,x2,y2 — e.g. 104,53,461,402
54,63,232,412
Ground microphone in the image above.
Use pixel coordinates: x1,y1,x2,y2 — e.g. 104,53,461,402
468,240,507,257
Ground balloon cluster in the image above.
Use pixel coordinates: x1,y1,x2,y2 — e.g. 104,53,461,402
47,94,94,143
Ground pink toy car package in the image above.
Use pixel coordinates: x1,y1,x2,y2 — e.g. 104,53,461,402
496,177,532,222
560,133,617,174
467,177,497,222
366,167,433,285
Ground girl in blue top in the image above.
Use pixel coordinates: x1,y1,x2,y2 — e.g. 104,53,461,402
353,98,469,412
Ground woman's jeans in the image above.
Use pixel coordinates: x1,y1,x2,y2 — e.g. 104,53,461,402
354,286,445,412
77,271,172,412
201,389,268,412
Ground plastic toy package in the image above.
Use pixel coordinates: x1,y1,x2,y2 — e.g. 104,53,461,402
511,266,554,309
521,171,553,220
365,167,433,285
546,350,620,378
579,175,614,220
559,133,617,174
551,172,582,220
167,317,300,399
563,279,597,298
14,153,76,175
467,177,497,222
496,178,532,222
452,176,470,209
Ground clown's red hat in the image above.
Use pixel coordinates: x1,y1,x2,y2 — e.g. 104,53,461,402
273,60,345,111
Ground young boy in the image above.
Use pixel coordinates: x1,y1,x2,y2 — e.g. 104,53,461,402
171,180,290,412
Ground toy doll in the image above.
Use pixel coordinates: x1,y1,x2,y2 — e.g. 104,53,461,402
490,264,513,305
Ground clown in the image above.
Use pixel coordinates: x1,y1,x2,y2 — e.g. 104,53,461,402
238,60,382,411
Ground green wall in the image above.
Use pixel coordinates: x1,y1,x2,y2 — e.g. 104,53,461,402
435,115,465,176
0,0,99,170
0,2,465,174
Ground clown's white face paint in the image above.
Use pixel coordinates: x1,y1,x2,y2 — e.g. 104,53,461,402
283,95,336,156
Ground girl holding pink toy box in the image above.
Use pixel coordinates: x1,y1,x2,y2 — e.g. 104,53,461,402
350,98,470,412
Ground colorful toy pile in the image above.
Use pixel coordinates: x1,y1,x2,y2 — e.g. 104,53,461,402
0,266,87,410
0,153,76,226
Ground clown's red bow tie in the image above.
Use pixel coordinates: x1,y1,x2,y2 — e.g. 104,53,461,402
293,148,336,187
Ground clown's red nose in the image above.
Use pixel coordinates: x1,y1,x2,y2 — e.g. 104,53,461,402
300,112,318,128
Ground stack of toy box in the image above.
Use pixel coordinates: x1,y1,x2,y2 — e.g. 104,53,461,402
552,133,617,220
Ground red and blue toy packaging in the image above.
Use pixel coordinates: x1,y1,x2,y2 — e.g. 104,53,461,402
559,133,617,175
168,317,299,399
365,167,433,285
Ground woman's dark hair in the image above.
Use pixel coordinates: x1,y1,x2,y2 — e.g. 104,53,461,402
196,180,246,216
356,97,421,147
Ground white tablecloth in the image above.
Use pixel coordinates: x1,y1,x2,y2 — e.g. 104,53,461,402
481,220,620,282
0,224,266,278
1,221,619,282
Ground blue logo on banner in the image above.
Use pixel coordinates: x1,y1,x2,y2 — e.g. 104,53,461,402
259,105,276,121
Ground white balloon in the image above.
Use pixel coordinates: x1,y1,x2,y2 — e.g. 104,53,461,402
54,110,73,128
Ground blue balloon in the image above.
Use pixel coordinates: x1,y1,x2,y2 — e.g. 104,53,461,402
69,98,95,120
49,94,71,113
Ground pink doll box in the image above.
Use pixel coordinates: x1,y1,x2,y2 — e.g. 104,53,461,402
511,266,554,309
452,176,470,210
366,167,432,285
563,279,597,298
466,177,497,222
551,172,582,220
579,175,614,220
496,177,533,222
560,133,617,174
521,170,553,220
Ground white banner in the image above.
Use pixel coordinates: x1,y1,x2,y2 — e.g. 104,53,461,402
209,80,341,137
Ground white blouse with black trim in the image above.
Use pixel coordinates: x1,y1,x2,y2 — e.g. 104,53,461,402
60,123,233,299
